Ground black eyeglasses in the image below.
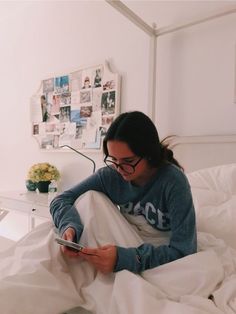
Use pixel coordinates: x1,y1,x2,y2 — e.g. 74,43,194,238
104,156,142,174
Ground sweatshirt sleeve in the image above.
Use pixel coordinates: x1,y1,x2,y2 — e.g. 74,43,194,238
114,180,197,273
50,171,105,240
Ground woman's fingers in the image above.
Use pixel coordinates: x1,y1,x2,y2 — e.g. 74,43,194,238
79,245,117,273
63,227,75,241
58,233,117,273
60,227,80,257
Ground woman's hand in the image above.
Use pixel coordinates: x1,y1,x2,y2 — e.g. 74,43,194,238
79,245,117,274
61,227,80,257
60,229,117,273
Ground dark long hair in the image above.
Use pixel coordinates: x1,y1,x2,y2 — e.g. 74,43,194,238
103,111,183,170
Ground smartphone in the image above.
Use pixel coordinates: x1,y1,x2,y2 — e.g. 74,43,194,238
55,237,84,252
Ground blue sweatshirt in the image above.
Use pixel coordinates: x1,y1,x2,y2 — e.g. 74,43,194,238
50,163,197,273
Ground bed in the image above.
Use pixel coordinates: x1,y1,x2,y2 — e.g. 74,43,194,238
0,134,236,314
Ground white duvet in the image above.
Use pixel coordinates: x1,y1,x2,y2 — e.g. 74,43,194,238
0,163,236,314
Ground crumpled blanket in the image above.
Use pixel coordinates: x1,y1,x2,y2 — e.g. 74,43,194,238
0,190,236,314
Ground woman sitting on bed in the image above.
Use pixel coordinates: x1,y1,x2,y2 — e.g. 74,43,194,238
50,111,197,274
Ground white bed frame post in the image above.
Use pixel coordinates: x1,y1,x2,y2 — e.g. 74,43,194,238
105,0,157,121
148,28,157,121
106,0,236,125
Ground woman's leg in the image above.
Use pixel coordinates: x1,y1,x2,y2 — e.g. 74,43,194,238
64,191,144,314
74,190,144,248
0,191,144,314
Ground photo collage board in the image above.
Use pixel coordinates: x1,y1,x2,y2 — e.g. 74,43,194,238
31,62,120,150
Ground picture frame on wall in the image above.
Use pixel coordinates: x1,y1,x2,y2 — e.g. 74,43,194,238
30,61,121,151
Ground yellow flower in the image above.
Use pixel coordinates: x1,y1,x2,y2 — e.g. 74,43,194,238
27,163,60,182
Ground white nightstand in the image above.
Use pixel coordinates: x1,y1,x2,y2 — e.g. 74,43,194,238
0,190,52,241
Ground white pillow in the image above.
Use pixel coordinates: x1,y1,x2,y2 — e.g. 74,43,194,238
187,164,236,250
187,163,236,195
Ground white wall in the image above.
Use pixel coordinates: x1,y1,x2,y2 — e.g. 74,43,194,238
0,1,150,191
156,12,236,139
0,1,235,192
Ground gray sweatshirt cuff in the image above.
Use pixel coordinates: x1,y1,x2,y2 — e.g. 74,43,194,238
114,246,141,273
60,223,83,242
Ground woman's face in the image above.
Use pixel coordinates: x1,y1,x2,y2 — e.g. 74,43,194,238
106,140,152,185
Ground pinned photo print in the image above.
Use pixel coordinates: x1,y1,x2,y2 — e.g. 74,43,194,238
45,123,56,133
80,90,91,103
103,80,115,91
81,69,92,90
60,106,71,122
43,78,54,93
52,95,60,114
60,93,71,106
70,70,82,92
102,115,114,126
75,124,83,139
93,67,103,88
71,91,80,105
80,105,92,118
92,89,102,111
101,91,115,115
41,135,54,149
82,76,91,89
71,109,81,123
33,124,39,135
53,135,60,148
99,126,107,136
41,95,48,122
55,75,69,93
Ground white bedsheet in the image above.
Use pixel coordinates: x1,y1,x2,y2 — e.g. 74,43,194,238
0,164,236,314
187,163,236,250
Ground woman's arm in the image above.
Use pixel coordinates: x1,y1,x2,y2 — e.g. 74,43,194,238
50,171,105,240
73,181,197,274
114,183,197,273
